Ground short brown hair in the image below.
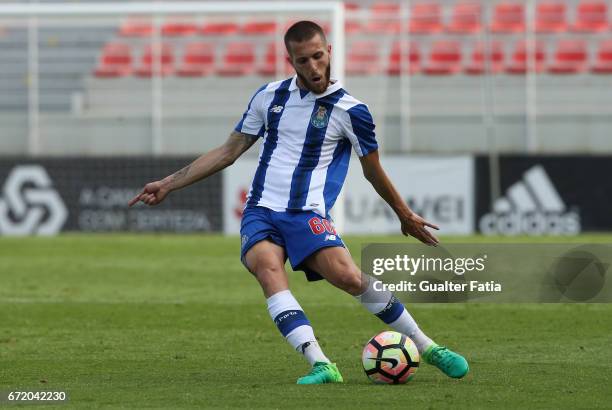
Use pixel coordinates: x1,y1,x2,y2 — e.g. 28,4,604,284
284,21,327,56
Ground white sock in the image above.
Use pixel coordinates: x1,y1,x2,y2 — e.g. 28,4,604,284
267,290,330,365
356,277,435,353
388,310,435,353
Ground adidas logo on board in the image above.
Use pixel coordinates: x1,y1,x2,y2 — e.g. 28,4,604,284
479,165,581,236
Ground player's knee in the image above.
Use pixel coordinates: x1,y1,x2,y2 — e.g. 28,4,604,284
253,261,285,287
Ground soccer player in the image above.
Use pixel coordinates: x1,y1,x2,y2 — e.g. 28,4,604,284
129,21,468,384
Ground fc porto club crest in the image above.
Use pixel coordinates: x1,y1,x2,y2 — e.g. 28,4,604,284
311,105,329,129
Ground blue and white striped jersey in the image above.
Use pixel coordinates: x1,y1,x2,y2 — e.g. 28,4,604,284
235,76,378,217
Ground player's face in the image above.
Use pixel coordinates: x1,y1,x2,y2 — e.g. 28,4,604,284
287,33,332,94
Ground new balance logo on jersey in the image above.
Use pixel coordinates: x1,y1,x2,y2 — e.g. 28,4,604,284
479,165,580,236
269,105,284,114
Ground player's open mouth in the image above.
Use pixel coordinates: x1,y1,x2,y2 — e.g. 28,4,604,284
311,76,322,83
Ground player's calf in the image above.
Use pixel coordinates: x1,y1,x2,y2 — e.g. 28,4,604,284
304,247,365,296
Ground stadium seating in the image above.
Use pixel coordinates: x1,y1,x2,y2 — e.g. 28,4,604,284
409,2,443,34
490,2,525,33
505,40,546,74
200,22,240,36
176,42,215,77
256,42,293,77
344,2,363,34
387,41,420,75
366,2,402,34
161,19,198,37
94,43,132,77
345,20,363,34
591,40,612,73
134,43,174,77
88,1,612,80
216,42,256,76
464,41,505,75
344,2,360,11
571,1,609,32
536,2,568,33
446,2,482,34
242,21,277,35
347,41,381,75
119,18,153,37
423,40,462,75
547,39,588,73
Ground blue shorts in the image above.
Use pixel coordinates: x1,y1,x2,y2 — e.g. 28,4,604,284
240,206,345,281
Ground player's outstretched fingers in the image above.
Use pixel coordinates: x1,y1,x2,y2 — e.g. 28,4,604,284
128,190,145,207
424,221,440,231
421,228,439,246
144,193,156,205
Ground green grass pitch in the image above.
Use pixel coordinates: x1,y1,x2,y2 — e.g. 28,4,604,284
1,234,611,409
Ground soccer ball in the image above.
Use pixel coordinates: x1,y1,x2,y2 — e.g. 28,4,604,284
362,331,420,384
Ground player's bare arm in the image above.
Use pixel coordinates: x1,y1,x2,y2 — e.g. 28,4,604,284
128,131,258,207
359,150,440,246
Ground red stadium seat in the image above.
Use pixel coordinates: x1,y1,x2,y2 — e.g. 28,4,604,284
216,42,256,76
536,2,568,33
409,2,443,34
176,42,215,77
423,40,462,75
490,2,525,33
134,43,174,77
505,40,546,74
200,22,240,36
344,2,360,12
94,43,132,77
257,42,293,77
346,41,381,75
591,40,612,73
464,41,505,75
344,2,363,34
366,2,401,34
242,21,277,35
161,19,198,37
547,40,588,74
119,18,152,37
345,20,363,34
387,41,420,75
571,1,609,32
446,2,482,34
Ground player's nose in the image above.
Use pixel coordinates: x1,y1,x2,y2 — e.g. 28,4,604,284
305,58,318,73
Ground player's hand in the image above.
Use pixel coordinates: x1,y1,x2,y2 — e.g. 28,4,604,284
400,212,440,246
128,181,170,207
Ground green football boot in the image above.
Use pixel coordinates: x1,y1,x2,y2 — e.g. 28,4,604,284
423,344,469,379
296,362,344,385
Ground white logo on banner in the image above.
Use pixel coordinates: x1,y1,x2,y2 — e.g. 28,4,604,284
0,165,68,236
480,165,581,236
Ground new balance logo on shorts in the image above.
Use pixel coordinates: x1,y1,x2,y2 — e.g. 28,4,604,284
479,165,581,236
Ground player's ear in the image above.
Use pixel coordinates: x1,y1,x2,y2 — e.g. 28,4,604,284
286,54,294,68
327,43,332,56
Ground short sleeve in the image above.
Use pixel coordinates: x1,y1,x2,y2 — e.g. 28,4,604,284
234,84,267,137
344,104,378,157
